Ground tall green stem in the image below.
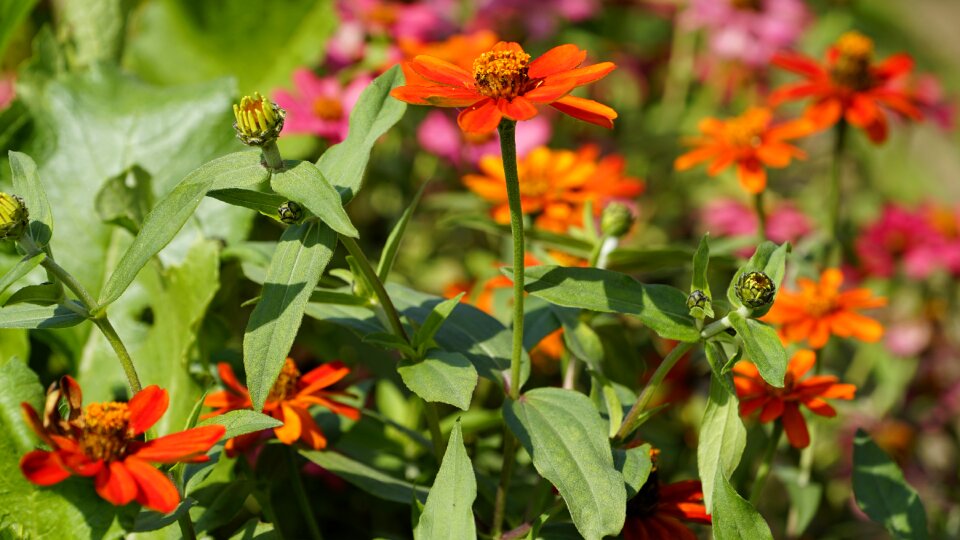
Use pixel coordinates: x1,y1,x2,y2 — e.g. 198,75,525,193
750,422,782,505
287,448,323,540
615,341,695,440
93,318,142,394
340,235,410,344
491,119,525,539
423,400,445,461
754,191,767,241
824,120,847,267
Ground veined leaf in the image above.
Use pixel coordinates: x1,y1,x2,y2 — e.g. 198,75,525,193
270,160,358,237
398,350,478,411
207,188,288,220
853,429,929,540
728,312,787,387
8,151,53,247
614,443,652,499
300,449,429,504
0,303,86,328
712,468,773,540
698,375,747,512
198,409,282,439
414,421,477,540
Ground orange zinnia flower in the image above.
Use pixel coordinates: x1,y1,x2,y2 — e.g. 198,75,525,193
762,268,886,349
623,470,710,540
769,31,922,143
391,41,617,133
463,145,644,233
20,376,225,513
399,30,500,86
674,107,814,194
203,359,359,454
734,350,856,448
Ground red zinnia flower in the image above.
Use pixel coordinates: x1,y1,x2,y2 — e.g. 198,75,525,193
203,359,360,455
734,350,856,448
19,376,225,513
623,469,711,540
391,41,617,133
769,31,922,143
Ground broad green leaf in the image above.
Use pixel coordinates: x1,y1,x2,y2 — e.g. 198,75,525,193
727,312,787,387
364,332,418,358
318,66,407,202
698,376,747,512
504,388,626,540
94,165,154,235
244,221,337,411
300,449,429,504
270,160,358,238
0,359,44,453
523,298,563,352
398,351,478,411
712,468,773,540
0,303,86,328
4,283,62,306
517,266,700,342
308,289,369,306
199,410,282,440
100,150,269,307
703,341,737,395
0,251,45,297
726,241,789,317
125,0,337,92
0,0,38,60
613,443,652,499
690,234,715,318
207,188,288,220
377,182,427,281
413,294,463,349
414,421,477,540
8,151,53,247
853,429,929,540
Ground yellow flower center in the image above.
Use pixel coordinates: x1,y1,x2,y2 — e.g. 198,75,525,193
267,359,301,403
78,402,131,461
313,97,344,121
473,49,531,100
830,31,875,91
725,109,769,148
730,0,763,11
233,92,284,144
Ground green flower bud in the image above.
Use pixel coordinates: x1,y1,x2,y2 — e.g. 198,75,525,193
278,201,303,224
687,289,710,311
0,193,28,240
233,92,286,146
601,202,634,238
736,271,776,309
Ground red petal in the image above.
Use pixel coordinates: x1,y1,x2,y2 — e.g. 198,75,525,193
873,53,914,80
549,96,617,129
528,44,586,79
125,456,181,514
782,403,810,448
759,398,785,422
772,52,826,79
803,398,837,417
409,55,475,88
217,362,249,396
128,385,168,436
131,425,225,463
457,99,502,134
21,403,55,447
94,461,138,506
524,81,576,103
788,350,817,379
20,450,71,486
299,361,351,392
498,96,538,121
846,94,888,143
298,395,362,420
390,85,483,107
542,62,615,88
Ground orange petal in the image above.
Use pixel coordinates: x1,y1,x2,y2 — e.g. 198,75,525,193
458,99,502,134
788,350,817,379
759,398,785,422
94,461,138,506
804,98,843,131
674,145,720,172
125,456,181,514
782,403,810,448
390,85,482,107
756,141,801,168
498,96,538,121
217,362,249,396
736,159,767,194
542,62,616,88
292,406,328,450
274,403,304,445
821,383,857,400
773,52,827,78
408,55,475,87
298,395,362,421
524,81,576,103
845,95,888,143
20,450,71,486
300,361,352,393
132,425,225,463
528,44,586,79
550,96,617,129
21,403,55,447
128,385,168,436
769,82,822,107
803,398,837,417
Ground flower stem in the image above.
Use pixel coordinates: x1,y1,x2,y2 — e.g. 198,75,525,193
824,120,847,267
287,448,323,540
177,512,198,540
616,341,695,440
93,318,142,394
261,141,285,171
423,400,446,461
491,119,525,540
754,191,767,241
749,422,782,505
587,234,609,267
340,235,410,344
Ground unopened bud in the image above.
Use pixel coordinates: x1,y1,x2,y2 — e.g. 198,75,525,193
601,202,634,238
735,271,776,309
278,201,303,224
0,193,28,240
687,289,710,311
233,92,285,146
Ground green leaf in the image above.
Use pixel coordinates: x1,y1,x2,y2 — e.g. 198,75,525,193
589,372,624,438
207,188,289,220
100,150,269,307
726,241,789,316
853,429,929,540
94,165,154,234
244,221,337,411
613,443,652,499
4,283,62,306
504,388,626,540
555,308,603,371
712,468,773,540
377,182,427,281
317,66,407,202
0,251,45,297
0,0,38,60
308,289,369,306
0,303,86,328
727,312,787,387
398,351,478,411
300,449,429,504
364,332,417,358
270,160,359,238
0,359,44,453
125,0,338,92
703,341,737,395
698,375,747,512
414,420,477,540
522,298,562,352
230,519,279,540
690,234,714,318
8,151,53,247
517,266,700,342
413,293,463,350
775,468,822,537
199,410,282,440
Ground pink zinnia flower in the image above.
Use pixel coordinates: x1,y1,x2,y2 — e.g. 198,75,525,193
685,0,808,67
417,110,551,166
701,198,812,253
0,73,14,110
889,74,956,132
855,205,945,279
469,0,599,39
273,70,371,144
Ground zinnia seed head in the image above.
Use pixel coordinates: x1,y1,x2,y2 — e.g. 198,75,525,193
736,271,776,308
78,402,131,461
0,193,28,241
831,31,875,91
233,92,286,147
267,358,301,403
473,49,531,100
687,289,711,311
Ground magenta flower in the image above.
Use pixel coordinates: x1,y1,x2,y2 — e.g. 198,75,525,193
701,198,812,253
685,0,808,67
0,73,14,110
855,205,946,279
273,70,371,144
417,110,551,167
469,0,599,39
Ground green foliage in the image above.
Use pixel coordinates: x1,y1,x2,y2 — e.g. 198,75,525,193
614,443,652,499
398,351,478,411
711,469,774,540
0,252,45,297
198,410,283,439
690,234,714,318
725,241,789,317
853,429,929,539
0,303,86,328
377,182,427,281
270,160,358,238
8,151,53,247
414,421,477,540
698,375,747,512
727,312,787,387
300,449,429,504
504,388,626,540
0,0,38,59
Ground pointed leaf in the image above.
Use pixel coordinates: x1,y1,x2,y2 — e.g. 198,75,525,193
8,151,53,247
853,429,929,540
727,312,787,387
0,251,46,297
207,188,288,220
414,293,463,349
270,160,358,237
399,351,478,411
414,421,477,540
698,376,747,512
198,410,282,439
0,303,86,328
614,443,652,499
712,468,774,540
378,182,427,281
300,449,429,504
